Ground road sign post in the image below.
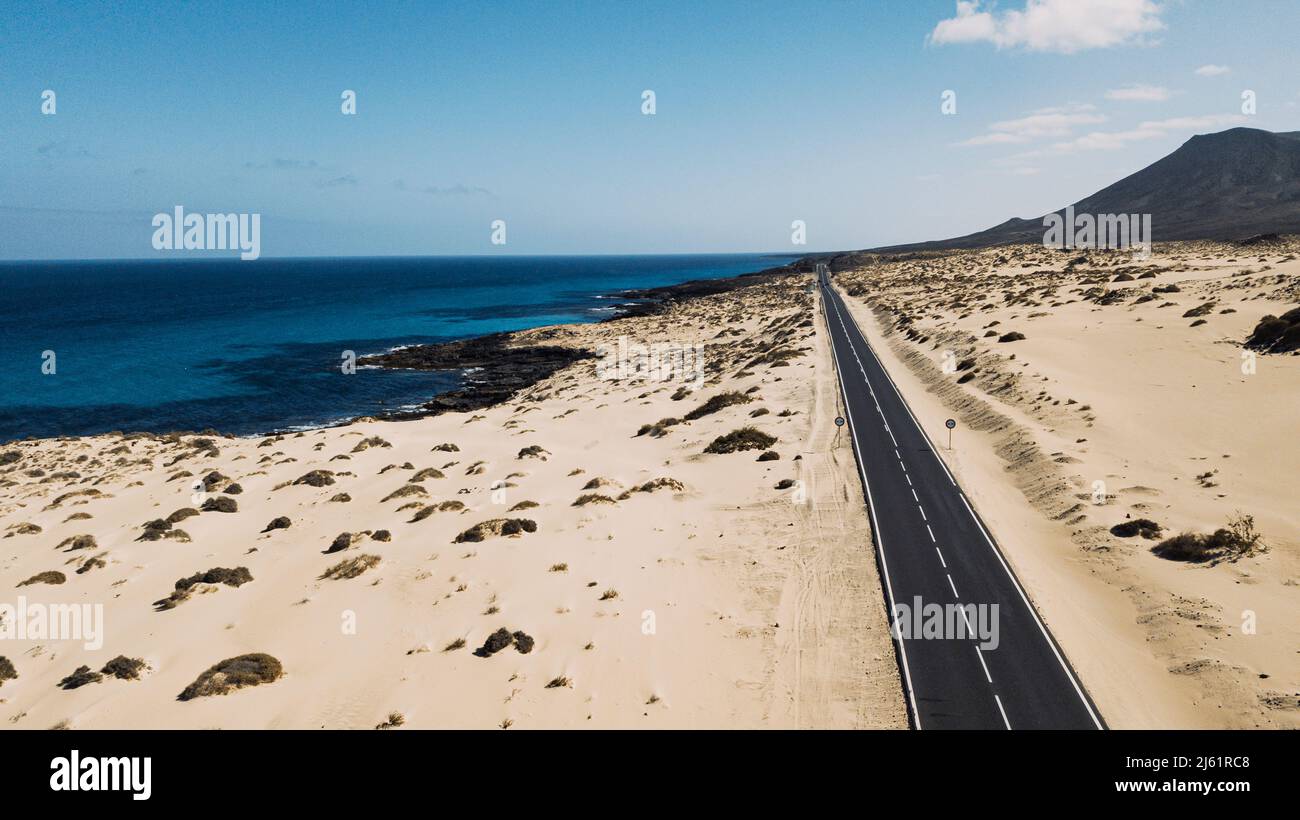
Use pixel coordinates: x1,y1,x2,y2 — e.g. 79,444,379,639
945,418,956,449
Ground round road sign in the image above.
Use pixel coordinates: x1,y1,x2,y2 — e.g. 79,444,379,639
834,416,845,427
945,419,956,430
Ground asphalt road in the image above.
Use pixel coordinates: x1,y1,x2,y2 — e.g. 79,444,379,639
819,271,1104,730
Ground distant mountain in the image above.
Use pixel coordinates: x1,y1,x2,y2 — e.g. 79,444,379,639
873,127,1300,252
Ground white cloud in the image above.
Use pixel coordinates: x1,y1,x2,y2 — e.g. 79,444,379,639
1194,64,1231,76
1105,84,1171,101
1049,113,1248,152
957,103,1105,146
930,0,1165,54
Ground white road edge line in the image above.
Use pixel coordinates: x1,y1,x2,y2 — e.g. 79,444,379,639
822,285,923,730
829,280,1104,731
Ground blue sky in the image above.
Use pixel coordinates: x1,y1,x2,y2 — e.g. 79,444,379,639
1,0,1297,258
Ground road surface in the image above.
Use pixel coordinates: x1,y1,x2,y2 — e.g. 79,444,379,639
819,271,1104,730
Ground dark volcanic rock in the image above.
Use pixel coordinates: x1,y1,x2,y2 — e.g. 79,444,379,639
609,264,799,320
358,334,595,418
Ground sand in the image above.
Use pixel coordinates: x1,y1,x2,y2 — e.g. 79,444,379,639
0,273,906,730
834,239,1300,728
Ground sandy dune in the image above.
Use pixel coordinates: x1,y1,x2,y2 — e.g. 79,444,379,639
0,274,905,729
835,239,1300,728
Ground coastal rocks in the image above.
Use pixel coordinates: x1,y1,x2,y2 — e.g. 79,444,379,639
357,334,595,418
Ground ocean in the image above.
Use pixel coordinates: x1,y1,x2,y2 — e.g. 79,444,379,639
0,254,789,441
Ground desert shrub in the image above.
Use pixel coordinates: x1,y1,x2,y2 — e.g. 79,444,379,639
319,554,382,580
375,711,405,730
775,478,796,490
453,519,537,542
0,657,16,686
325,532,356,553
474,628,514,657
177,653,283,701
512,630,535,654
517,445,549,459
704,427,777,454
684,391,752,421
636,417,680,437
351,436,392,453
166,508,200,523
201,495,238,513
101,655,147,681
631,477,684,494
372,530,391,543
262,516,291,532
411,467,445,481
997,332,1026,343
756,450,779,462
329,492,351,502
18,571,66,587
509,500,539,511
55,534,96,552
431,442,460,452
200,471,229,491
58,665,103,690
1151,514,1263,563
572,493,616,506
381,484,427,503
155,566,253,610
1245,307,1300,353
293,470,336,487
1109,518,1162,539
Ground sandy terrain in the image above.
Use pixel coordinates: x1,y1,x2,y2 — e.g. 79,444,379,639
0,274,905,730
834,238,1300,728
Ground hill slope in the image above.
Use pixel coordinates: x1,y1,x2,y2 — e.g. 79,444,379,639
876,128,1300,252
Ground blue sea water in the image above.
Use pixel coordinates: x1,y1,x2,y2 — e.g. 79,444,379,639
0,254,789,441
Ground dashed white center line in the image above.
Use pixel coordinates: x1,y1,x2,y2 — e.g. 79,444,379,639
926,524,936,543
910,488,919,502
935,547,947,568
918,505,927,522
974,646,994,684
946,573,960,597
